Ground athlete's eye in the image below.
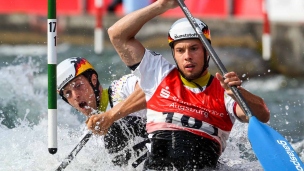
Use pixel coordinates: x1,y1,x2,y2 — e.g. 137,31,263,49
191,47,197,51
74,81,84,89
175,48,184,53
63,90,71,99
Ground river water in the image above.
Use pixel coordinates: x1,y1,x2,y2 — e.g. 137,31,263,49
0,44,303,171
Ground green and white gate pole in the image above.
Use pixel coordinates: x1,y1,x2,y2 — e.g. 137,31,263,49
48,0,57,154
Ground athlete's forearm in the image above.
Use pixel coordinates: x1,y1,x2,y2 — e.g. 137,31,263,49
235,87,270,123
110,85,146,121
87,84,146,135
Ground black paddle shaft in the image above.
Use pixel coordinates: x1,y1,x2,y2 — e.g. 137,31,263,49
55,132,148,170
56,132,93,171
177,0,253,117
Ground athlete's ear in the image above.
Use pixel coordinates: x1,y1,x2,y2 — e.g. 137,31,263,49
91,73,98,86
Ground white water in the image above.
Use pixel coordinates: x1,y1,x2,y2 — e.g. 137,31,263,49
0,45,303,171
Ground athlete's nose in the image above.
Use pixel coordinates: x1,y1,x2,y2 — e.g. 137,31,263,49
184,49,192,61
71,89,80,100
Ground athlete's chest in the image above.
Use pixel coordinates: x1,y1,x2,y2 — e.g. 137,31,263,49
150,74,228,120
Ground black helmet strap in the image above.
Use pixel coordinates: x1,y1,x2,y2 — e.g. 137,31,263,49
82,70,101,109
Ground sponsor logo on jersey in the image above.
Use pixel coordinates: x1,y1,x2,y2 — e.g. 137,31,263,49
160,88,170,98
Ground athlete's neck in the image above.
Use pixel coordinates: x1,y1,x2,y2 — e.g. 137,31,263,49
180,72,211,88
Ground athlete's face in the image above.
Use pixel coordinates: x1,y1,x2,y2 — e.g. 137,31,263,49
173,39,207,80
61,74,98,116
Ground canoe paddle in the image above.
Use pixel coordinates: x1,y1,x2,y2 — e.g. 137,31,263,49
176,0,304,170
56,132,93,171
55,131,148,170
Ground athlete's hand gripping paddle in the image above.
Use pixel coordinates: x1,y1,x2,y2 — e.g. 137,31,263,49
176,0,304,170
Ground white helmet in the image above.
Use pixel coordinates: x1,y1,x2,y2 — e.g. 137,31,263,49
168,18,211,47
57,57,95,91
57,57,100,106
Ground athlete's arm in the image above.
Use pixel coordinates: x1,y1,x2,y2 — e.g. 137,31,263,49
86,83,146,135
216,72,270,123
108,0,179,67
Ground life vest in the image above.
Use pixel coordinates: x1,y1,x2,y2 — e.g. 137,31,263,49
146,69,234,152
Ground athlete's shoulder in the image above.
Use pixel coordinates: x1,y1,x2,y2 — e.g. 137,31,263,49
109,74,138,104
117,74,138,85
110,74,137,89
146,49,161,56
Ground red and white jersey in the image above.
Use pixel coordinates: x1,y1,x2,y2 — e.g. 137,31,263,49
134,49,239,152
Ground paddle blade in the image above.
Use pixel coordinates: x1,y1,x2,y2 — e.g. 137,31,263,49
248,116,304,171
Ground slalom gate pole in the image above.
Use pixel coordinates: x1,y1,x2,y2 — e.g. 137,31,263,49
262,0,271,60
94,0,104,54
48,0,58,154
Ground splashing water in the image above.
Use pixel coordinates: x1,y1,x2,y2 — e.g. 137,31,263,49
0,57,263,171
0,47,303,170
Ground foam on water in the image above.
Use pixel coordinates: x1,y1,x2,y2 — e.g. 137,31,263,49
243,75,286,92
0,57,260,171
0,116,266,170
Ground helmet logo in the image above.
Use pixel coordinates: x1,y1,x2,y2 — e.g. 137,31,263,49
168,18,211,46
174,33,198,39
58,74,73,92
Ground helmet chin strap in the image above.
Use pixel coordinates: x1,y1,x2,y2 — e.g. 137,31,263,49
93,82,101,109
77,70,101,109
87,76,101,109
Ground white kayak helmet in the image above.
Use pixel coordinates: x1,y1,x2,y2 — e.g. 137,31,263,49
57,57,100,106
168,18,211,47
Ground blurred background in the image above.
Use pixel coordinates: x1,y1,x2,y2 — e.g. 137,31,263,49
0,0,304,75
0,0,303,171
